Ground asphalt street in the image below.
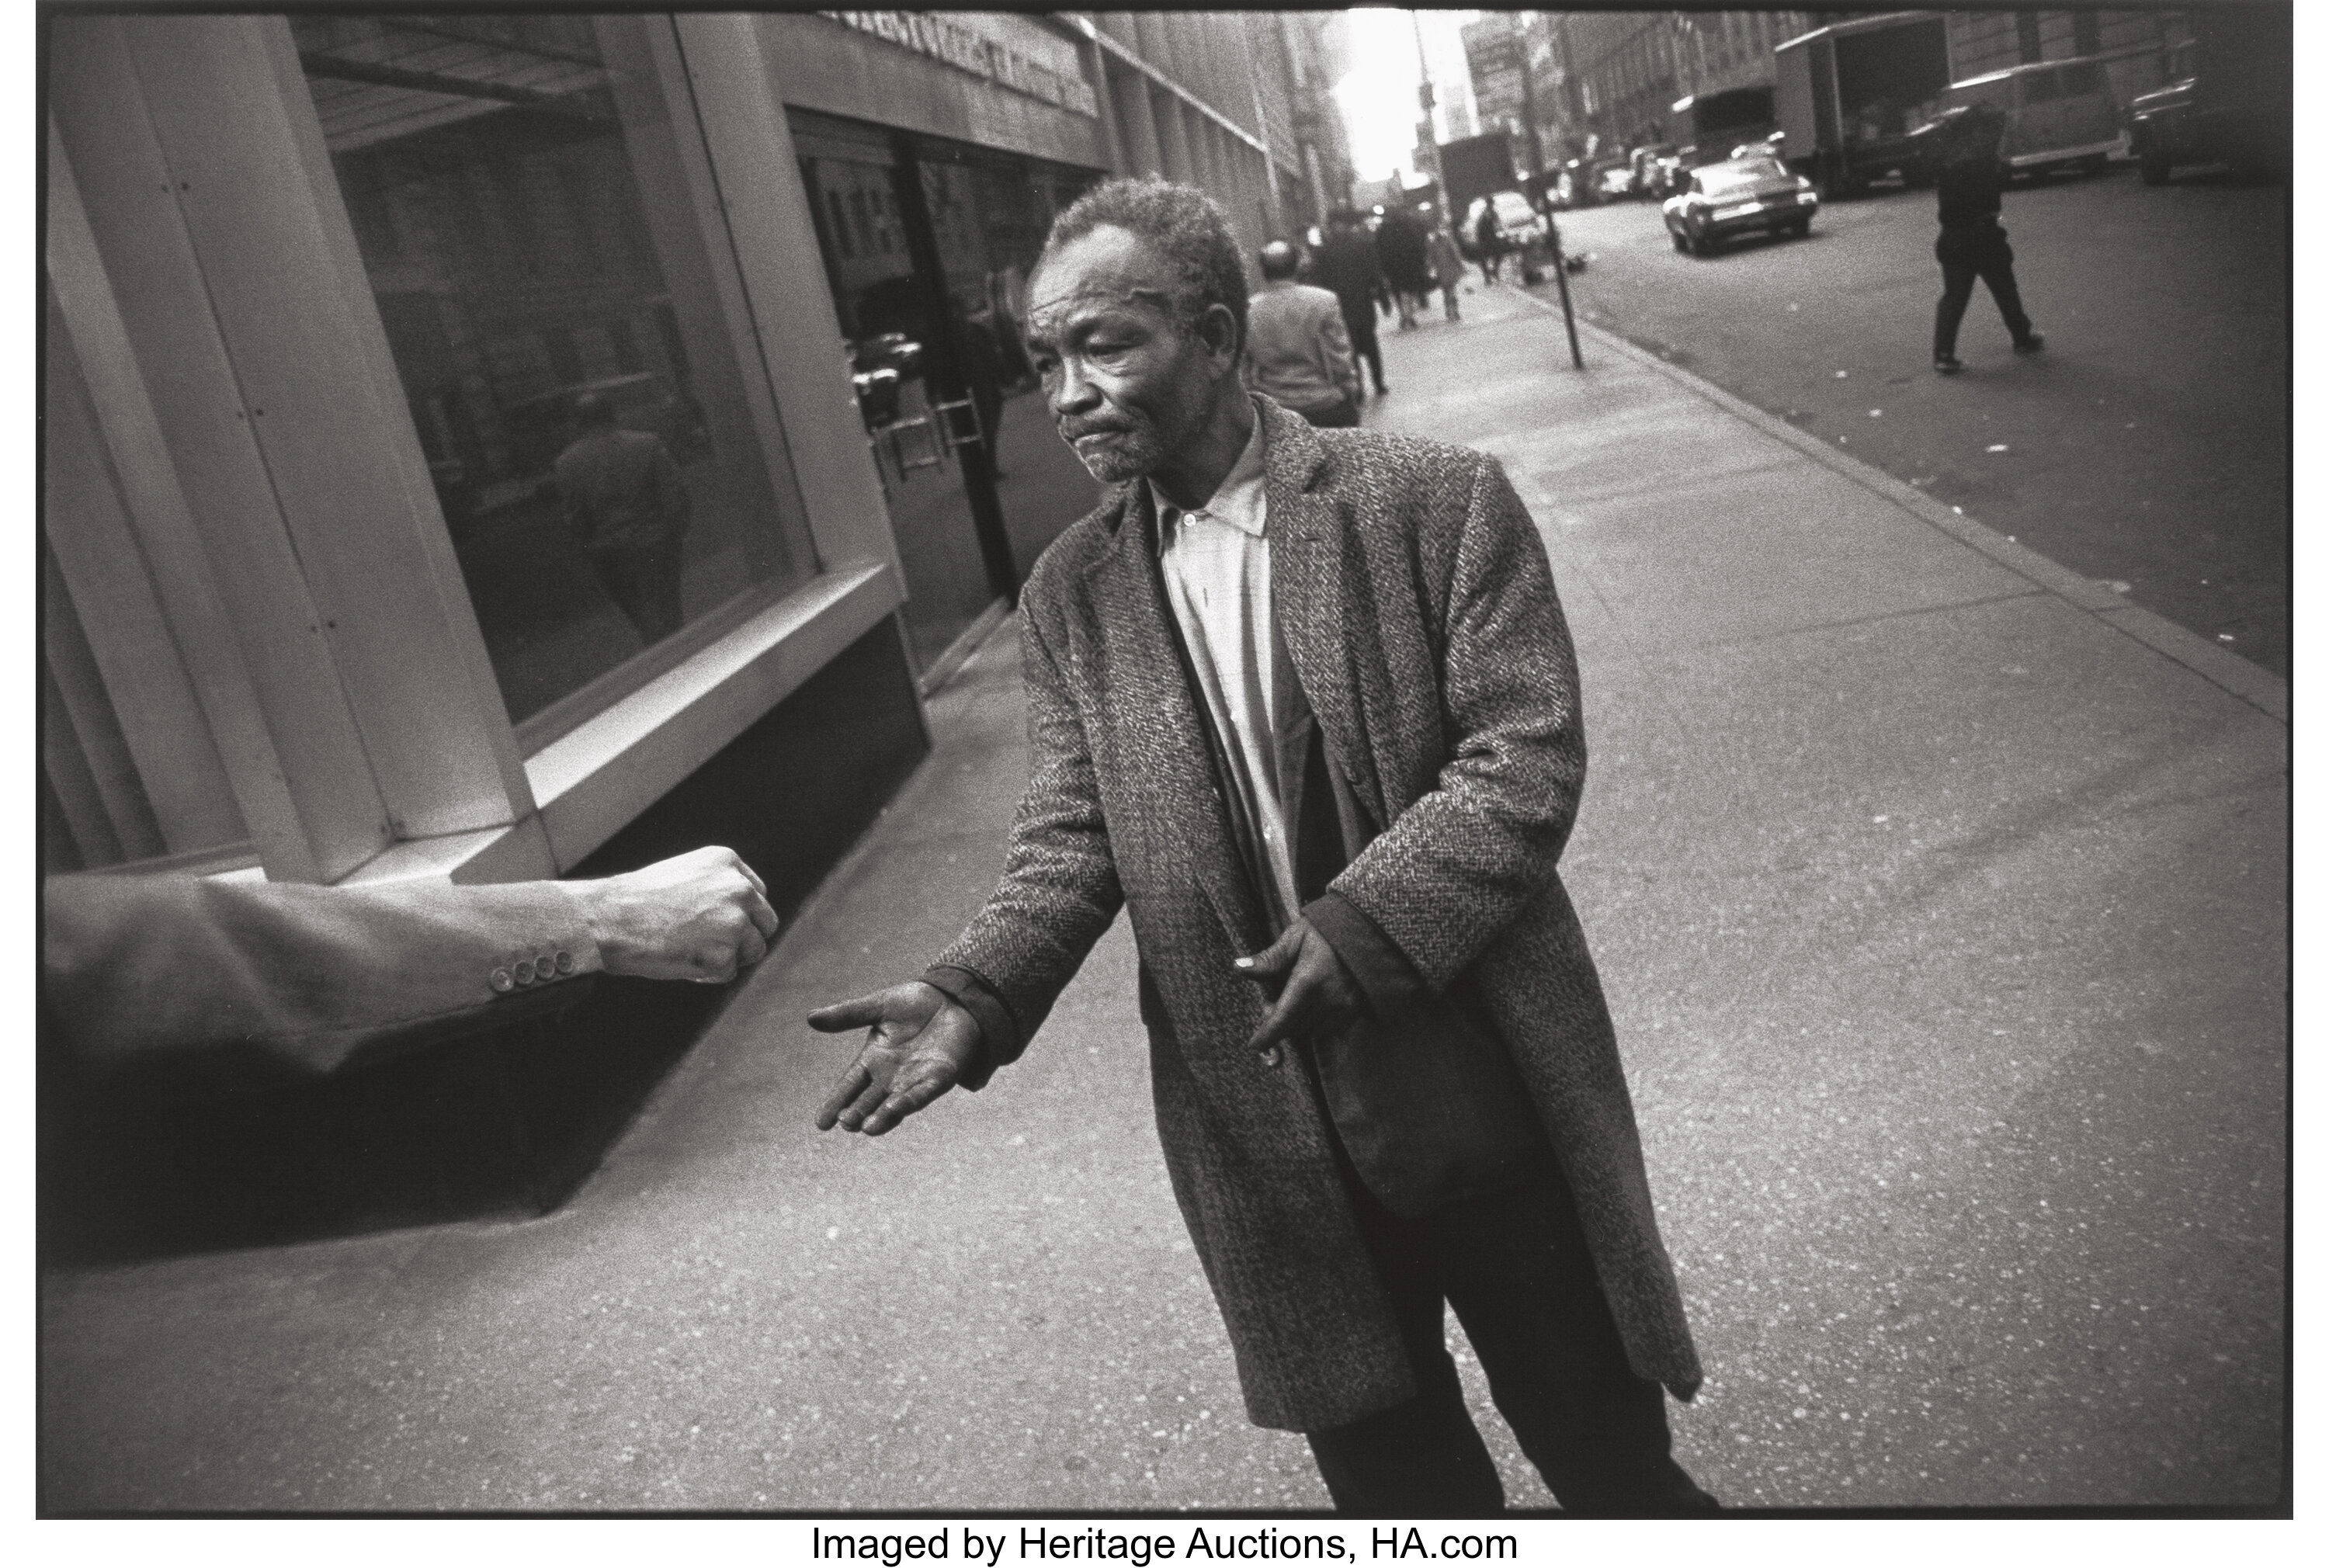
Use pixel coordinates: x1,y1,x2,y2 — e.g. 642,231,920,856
1532,163,2290,677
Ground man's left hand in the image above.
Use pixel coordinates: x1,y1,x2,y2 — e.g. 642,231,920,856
1237,918,1366,1061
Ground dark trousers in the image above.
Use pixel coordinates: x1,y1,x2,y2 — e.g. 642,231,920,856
1338,300,1386,393
590,543,686,647
1934,244,2034,359
1305,1143,1716,1515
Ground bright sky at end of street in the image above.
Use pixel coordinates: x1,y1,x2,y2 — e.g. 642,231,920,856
1334,9,1478,186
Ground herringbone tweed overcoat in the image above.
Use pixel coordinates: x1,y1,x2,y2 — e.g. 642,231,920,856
933,395,1702,1431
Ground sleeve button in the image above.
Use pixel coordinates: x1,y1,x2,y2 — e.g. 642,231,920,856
514,959,535,984
491,969,515,993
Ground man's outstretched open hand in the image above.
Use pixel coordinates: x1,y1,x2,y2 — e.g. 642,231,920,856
807,980,981,1135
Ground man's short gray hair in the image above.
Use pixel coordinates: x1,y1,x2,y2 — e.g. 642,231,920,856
1039,175,1248,349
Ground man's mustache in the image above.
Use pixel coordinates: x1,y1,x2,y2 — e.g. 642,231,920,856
1058,418,1138,440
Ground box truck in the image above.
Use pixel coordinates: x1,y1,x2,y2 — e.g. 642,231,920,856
1773,12,1953,196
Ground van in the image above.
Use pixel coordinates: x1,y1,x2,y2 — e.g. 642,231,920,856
1939,55,2125,177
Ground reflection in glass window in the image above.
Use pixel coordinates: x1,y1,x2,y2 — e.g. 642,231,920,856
915,147,1105,580
294,13,811,729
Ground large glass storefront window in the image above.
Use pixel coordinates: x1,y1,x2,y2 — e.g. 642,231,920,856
293,13,814,730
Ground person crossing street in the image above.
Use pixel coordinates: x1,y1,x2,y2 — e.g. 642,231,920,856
1931,103,2045,374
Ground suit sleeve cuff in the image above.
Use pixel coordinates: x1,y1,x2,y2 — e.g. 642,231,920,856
1302,890,1428,1019
477,881,606,999
920,965,1012,1091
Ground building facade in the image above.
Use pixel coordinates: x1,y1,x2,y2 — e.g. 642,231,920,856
41,10,1339,1232
1512,11,1817,161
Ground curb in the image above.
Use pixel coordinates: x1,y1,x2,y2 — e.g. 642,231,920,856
1505,288,2289,725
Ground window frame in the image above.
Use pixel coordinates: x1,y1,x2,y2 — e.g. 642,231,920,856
45,12,916,890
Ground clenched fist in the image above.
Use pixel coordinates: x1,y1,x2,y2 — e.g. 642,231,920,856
564,845,779,983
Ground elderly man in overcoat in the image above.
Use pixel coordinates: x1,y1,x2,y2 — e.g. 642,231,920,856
809,177,1713,1514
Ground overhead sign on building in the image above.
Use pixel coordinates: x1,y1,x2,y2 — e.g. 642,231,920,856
825,11,1099,118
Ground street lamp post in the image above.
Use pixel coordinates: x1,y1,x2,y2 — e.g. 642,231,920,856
1512,13,1544,180
1411,8,1439,193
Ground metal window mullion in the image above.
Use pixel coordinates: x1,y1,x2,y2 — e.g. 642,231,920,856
44,71,353,883
252,17,537,823
40,559,167,866
43,304,251,857
40,661,131,867
627,16,823,578
120,15,535,851
671,12,908,593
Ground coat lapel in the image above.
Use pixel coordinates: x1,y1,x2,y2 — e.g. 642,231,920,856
1081,482,1274,953
1261,401,1390,832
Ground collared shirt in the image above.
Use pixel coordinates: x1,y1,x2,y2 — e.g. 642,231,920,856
1151,409,1300,929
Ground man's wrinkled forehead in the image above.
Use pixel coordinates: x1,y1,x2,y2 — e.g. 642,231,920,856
1026,227,1184,340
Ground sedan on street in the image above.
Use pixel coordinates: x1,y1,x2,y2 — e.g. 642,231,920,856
1662,154,1819,255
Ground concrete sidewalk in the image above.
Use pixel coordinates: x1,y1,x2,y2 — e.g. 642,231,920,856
41,282,2288,1512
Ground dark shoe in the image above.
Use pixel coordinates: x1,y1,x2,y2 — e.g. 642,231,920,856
2013,333,2046,354
1934,356,1965,375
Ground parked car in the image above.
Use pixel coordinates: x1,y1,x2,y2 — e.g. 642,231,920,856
1629,142,1677,198
1648,144,1698,199
1467,189,1551,282
1584,155,1632,205
1939,55,2124,180
1553,157,1595,206
2128,8,2290,185
1662,154,1819,255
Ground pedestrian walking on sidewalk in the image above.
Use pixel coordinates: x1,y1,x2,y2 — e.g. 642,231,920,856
1308,206,1390,397
1374,203,1433,330
1471,199,1505,286
807,175,1715,1517
1931,103,2045,374
1427,220,1468,321
1244,240,1362,428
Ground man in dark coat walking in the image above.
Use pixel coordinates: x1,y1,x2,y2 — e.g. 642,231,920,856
1305,206,1390,398
807,176,1713,1515
1932,103,2045,373
1472,199,1507,285
1373,202,1433,329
